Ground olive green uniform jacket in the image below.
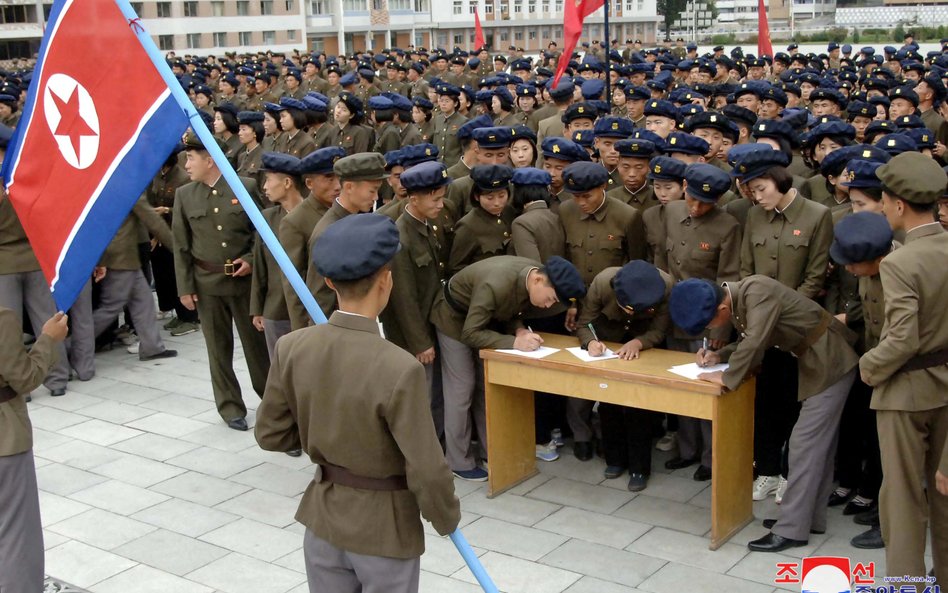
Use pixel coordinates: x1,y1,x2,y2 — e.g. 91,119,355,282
559,196,646,286
280,197,331,331
250,206,289,321
575,267,673,349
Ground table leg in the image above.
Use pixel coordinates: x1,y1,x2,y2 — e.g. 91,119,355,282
709,379,755,549
484,367,538,498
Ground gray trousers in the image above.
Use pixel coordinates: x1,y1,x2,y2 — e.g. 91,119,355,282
303,529,420,593
0,271,69,390
773,368,856,541
68,279,95,380
93,270,166,359
263,318,291,360
566,398,595,443
0,450,44,593
667,337,712,467
436,330,486,471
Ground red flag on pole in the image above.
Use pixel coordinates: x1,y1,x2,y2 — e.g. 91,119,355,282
552,0,605,87
757,0,774,58
474,9,485,50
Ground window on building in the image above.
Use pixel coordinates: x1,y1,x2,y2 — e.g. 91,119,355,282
529,30,536,39
499,0,509,13
183,1,198,16
555,0,562,12
437,33,447,47
637,0,643,10
415,32,424,45
213,32,227,46
186,33,201,48
453,0,462,14
288,29,297,40
453,33,463,45
500,30,508,40
158,35,174,50
485,2,493,12
263,30,275,44
310,0,327,12
528,0,536,13
237,0,250,15
156,2,171,17
514,30,523,40
470,4,478,13
414,0,429,11
239,31,252,45
311,38,324,52
625,0,633,10
130,2,144,16
390,0,412,8
342,0,365,9
286,0,295,10
541,0,549,13
211,1,225,15
261,0,273,14
372,0,383,9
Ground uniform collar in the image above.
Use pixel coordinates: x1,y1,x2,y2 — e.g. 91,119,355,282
723,281,744,332
767,189,802,222
904,221,944,243
329,310,381,335
580,194,609,221
523,201,548,212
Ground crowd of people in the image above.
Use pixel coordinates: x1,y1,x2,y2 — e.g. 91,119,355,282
1,33,948,593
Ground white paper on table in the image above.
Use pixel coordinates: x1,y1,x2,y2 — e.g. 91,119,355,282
494,346,561,359
565,346,620,362
667,362,730,380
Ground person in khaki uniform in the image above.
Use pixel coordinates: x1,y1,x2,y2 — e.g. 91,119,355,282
431,83,468,168
510,168,565,264
255,214,460,593
642,156,686,265
0,305,67,593
236,111,266,195
274,98,317,158
448,165,515,275
607,138,661,211
859,154,948,589
370,96,402,156
670,275,858,553
172,131,269,431
331,92,374,156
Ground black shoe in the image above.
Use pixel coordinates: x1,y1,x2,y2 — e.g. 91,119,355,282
665,456,698,470
49,388,66,397
828,489,854,507
227,417,249,431
748,532,808,552
604,465,625,479
851,526,884,549
286,449,302,457
573,441,593,461
762,518,825,535
693,465,712,481
140,349,178,361
627,473,648,492
854,507,879,526
843,498,876,516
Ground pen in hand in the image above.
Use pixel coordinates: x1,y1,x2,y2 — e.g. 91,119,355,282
587,323,605,357
700,337,709,367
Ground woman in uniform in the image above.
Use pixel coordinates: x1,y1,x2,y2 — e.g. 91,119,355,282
448,165,514,275
276,97,317,158
213,103,243,167
509,125,538,169
413,97,435,143
236,111,266,195
261,103,283,153
332,92,373,156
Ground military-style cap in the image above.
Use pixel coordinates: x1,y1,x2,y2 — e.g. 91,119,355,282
830,212,894,265
875,152,947,204
752,119,798,146
734,81,767,99
400,160,451,192
730,146,791,181
677,104,704,122
905,127,935,149
562,162,610,192
312,214,400,281
562,102,597,124
455,115,493,143
663,133,710,157
648,156,686,181
669,279,723,336
593,116,634,139
471,164,514,192
333,152,388,182
889,86,919,107
510,125,537,144
840,159,884,189
684,163,730,203
614,260,666,314
685,111,732,135
260,152,301,175
299,147,346,176
847,100,874,120
895,114,925,130
541,137,590,162
337,92,364,116
384,149,406,170
721,104,758,128
808,120,857,144
493,87,514,105
512,167,552,186
571,130,594,148
436,83,461,97
876,133,918,156
581,78,605,100
471,126,513,149
515,83,537,97
615,138,658,159
302,96,327,112
279,96,307,111
644,99,677,120
412,96,433,110
339,72,358,86
193,84,214,98
182,130,228,153
367,96,394,111
543,256,586,303
0,124,13,150
401,143,440,167
547,80,575,101
237,111,264,124
810,88,847,108
214,102,239,118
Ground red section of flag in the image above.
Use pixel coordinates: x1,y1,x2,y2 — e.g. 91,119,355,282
552,0,605,87
757,0,773,58
474,9,485,50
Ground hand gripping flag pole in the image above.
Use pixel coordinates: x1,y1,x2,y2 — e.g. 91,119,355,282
117,3,500,590
115,0,326,326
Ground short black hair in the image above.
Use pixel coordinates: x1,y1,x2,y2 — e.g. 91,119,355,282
285,108,308,130
881,183,936,213
240,120,265,143
512,184,551,211
755,165,794,193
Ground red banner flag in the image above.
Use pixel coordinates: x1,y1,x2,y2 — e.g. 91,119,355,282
552,0,605,87
757,0,774,58
474,9,485,51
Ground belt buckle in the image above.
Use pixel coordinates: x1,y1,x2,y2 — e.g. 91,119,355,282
223,262,235,276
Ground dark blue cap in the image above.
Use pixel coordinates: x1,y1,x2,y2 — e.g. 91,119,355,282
615,138,658,159
339,72,357,86
752,119,798,146
581,78,606,100
840,159,884,189
541,137,590,162
830,212,894,266
475,89,494,103
261,152,302,175
562,162,610,192
494,87,514,105
627,85,651,101
594,116,634,139
614,260,666,313
457,114,494,141
685,111,732,135
761,86,788,106
367,96,394,110
237,111,264,124
876,133,918,156
413,97,434,110
285,69,303,82
358,68,376,80
821,145,867,177
471,164,514,191
400,160,452,192
905,127,935,149
384,148,406,170
669,279,722,336
722,104,757,127
263,101,285,113
571,130,594,148
809,120,857,144
214,102,239,117
401,143,440,167
472,126,514,148
810,88,847,107
648,156,687,181
684,163,731,203
548,80,575,100
312,214,401,281
280,96,307,111
644,99,677,119
663,133,710,157
563,102,597,123
512,167,552,186
299,146,347,175
510,125,537,144
731,146,791,181
436,82,461,96
865,120,897,140
889,85,919,106
516,84,537,97
381,92,412,111
302,96,327,112
895,114,925,130
543,256,586,303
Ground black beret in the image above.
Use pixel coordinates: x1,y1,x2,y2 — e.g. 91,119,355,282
830,212,894,265
614,260,665,313
669,279,723,336
562,162,610,192
312,214,401,281
543,256,586,303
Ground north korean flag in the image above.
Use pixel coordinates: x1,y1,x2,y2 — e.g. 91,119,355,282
1,0,188,311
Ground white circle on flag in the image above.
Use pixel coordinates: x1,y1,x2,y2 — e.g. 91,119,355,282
43,73,100,170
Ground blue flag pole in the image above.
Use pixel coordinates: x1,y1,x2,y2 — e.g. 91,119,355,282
450,530,500,593
115,0,326,326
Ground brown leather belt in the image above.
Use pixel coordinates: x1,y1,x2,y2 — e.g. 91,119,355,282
195,258,236,276
0,385,18,404
791,310,834,358
317,463,408,491
898,348,948,374
443,280,467,315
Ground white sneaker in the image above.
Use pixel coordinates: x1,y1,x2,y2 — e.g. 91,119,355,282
753,475,781,501
536,442,560,462
126,341,140,354
775,476,789,505
156,310,174,321
655,431,677,452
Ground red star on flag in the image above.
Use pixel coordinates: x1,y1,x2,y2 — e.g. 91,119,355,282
50,86,96,159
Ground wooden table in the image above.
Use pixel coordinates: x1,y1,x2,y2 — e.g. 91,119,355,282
480,333,755,550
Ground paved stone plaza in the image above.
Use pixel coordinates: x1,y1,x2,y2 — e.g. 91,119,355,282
28,326,908,593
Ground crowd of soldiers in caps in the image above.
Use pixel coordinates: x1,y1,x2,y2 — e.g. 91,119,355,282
2,32,948,576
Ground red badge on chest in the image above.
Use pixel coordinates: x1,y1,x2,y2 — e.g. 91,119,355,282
793,229,801,236
607,234,615,241
699,242,711,251
231,199,238,205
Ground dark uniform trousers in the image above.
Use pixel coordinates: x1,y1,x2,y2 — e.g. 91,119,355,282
0,272,69,391
93,270,168,359
151,245,199,323
67,279,95,381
